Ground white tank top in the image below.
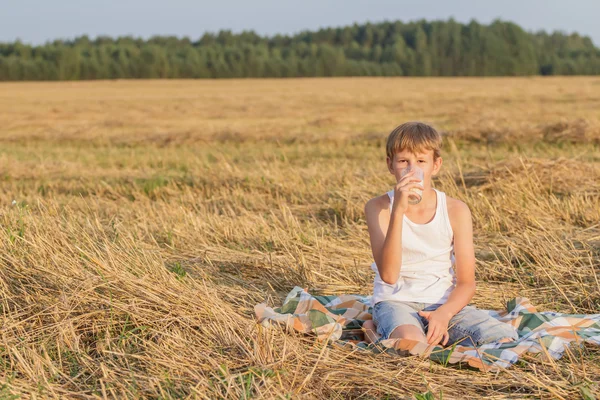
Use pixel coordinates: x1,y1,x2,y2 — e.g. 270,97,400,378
370,187,456,307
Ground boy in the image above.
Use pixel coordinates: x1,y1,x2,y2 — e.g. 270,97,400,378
362,121,518,347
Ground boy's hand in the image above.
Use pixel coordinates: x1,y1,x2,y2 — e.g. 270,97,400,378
393,170,425,214
418,309,453,346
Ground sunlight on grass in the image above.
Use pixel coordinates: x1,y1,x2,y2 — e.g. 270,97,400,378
0,77,598,398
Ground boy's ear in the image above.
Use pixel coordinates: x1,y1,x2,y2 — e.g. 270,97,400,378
432,157,443,176
386,156,394,174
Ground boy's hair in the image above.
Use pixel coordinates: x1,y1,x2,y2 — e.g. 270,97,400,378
386,121,442,162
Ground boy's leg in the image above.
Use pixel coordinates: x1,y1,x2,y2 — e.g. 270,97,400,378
372,300,427,342
445,305,519,347
362,320,380,343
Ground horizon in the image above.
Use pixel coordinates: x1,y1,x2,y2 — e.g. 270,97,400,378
4,17,597,48
2,1,599,46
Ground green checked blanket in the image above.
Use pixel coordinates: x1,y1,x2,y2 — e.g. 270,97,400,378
254,286,600,371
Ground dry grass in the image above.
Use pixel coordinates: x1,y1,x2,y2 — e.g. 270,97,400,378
0,77,599,399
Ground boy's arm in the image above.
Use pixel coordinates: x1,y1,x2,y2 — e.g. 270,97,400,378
364,197,404,285
436,200,476,317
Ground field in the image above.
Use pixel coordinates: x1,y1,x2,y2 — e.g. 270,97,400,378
0,77,600,398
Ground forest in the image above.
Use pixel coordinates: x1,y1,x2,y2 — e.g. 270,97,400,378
1,18,599,80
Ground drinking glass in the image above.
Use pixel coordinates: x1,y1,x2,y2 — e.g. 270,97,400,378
400,166,424,205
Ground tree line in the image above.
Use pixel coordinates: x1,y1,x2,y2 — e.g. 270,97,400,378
1,18,599,80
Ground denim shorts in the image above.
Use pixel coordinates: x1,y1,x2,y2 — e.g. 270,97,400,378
372,300,519,346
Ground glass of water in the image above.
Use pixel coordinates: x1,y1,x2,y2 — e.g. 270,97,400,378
400,166,424,205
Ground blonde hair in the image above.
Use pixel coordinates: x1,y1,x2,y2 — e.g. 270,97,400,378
386,121,442,161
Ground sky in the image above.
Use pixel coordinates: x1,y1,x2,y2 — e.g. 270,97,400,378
2,0,599,47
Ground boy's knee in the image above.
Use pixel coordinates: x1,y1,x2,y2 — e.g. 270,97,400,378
389,324,426,341
362,320,376,331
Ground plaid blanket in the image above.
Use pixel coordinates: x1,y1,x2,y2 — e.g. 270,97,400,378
254,286,600,372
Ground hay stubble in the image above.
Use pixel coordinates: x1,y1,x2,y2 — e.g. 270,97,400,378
0,77,599,398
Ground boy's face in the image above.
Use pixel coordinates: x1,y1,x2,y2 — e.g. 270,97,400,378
386,149,442,187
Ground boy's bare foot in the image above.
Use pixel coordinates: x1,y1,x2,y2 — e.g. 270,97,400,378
497,337,516,344
362,320,381,343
